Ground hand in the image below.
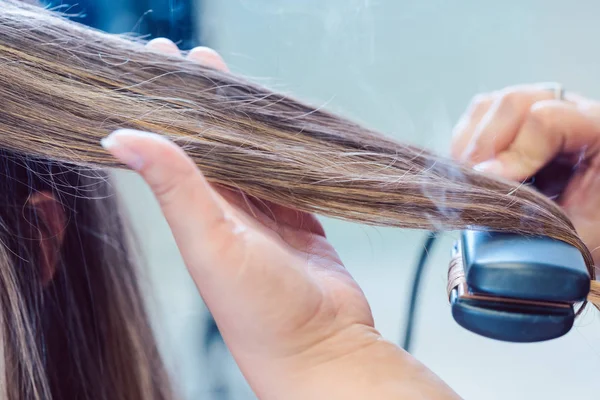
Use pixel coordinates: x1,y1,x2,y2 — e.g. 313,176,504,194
452,83,600,264
101,39,459,399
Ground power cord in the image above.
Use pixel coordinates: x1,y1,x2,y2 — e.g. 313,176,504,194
401,231,438,353
203,315,229,400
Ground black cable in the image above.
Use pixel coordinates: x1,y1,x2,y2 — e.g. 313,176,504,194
401,231,438,353
203,314,229,400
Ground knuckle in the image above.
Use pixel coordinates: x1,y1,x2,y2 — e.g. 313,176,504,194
496,91,522,114
528,104,553,125
468,94,491,114
527,106,566,152
138,145,201,207
505,147,539,175
470,135,487,151
526,106,555,136
193,46,221,58
466,141,487,162
152,172,197,208
146,37,179,52
471,130,494,151
450,135,467,159
498,89,525,115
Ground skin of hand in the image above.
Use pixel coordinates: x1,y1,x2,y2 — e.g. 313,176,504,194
452,83,600,264
99,38,461,400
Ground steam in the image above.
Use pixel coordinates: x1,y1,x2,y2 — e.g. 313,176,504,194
419,99,468,232
420,157,468,232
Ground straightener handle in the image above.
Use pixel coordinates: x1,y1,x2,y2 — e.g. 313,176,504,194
524,156,575,200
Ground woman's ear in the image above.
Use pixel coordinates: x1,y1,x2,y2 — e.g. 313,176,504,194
27,191,67,287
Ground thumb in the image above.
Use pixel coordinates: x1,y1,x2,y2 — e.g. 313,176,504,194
100,129,290,301
100,129,320,354
101,129,246,266
474,100,600,181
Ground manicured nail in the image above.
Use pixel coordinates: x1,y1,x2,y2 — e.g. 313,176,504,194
473,159,503,176
101,129,148,170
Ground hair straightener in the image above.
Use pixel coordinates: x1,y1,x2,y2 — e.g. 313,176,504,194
448,158,591,342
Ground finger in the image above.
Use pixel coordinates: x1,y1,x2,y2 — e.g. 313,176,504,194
100,129,321,353
463,86,559,165
474,100,600,181
146,37,181,56
101,129,249,270
144,42,262,234
184,47,326,238
100,129,313,280
187,46,229,72
451,94,494,159
184,46,327,242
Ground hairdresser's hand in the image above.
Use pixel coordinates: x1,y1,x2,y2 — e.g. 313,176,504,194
453,83,600,263
101,39,459,400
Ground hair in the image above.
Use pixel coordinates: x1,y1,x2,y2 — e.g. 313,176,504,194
0,4,175,400
0,155,173,400
0,0,597,397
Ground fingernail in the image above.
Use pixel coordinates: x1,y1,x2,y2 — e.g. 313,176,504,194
101,129,148,171
473,159,503,175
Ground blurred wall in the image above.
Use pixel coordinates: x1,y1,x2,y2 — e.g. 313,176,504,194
116,0,600,399
44,0,200,48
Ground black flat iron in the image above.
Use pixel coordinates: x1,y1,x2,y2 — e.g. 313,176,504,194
448,159,591,342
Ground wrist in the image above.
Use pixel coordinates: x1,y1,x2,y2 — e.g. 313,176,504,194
249,324,460,400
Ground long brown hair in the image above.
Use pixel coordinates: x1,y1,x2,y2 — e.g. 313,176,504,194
0,0,598,396
0,5,174,400
0,153,173,399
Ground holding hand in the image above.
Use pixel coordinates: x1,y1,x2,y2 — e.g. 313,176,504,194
452,83,600,264
101,39,459,400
